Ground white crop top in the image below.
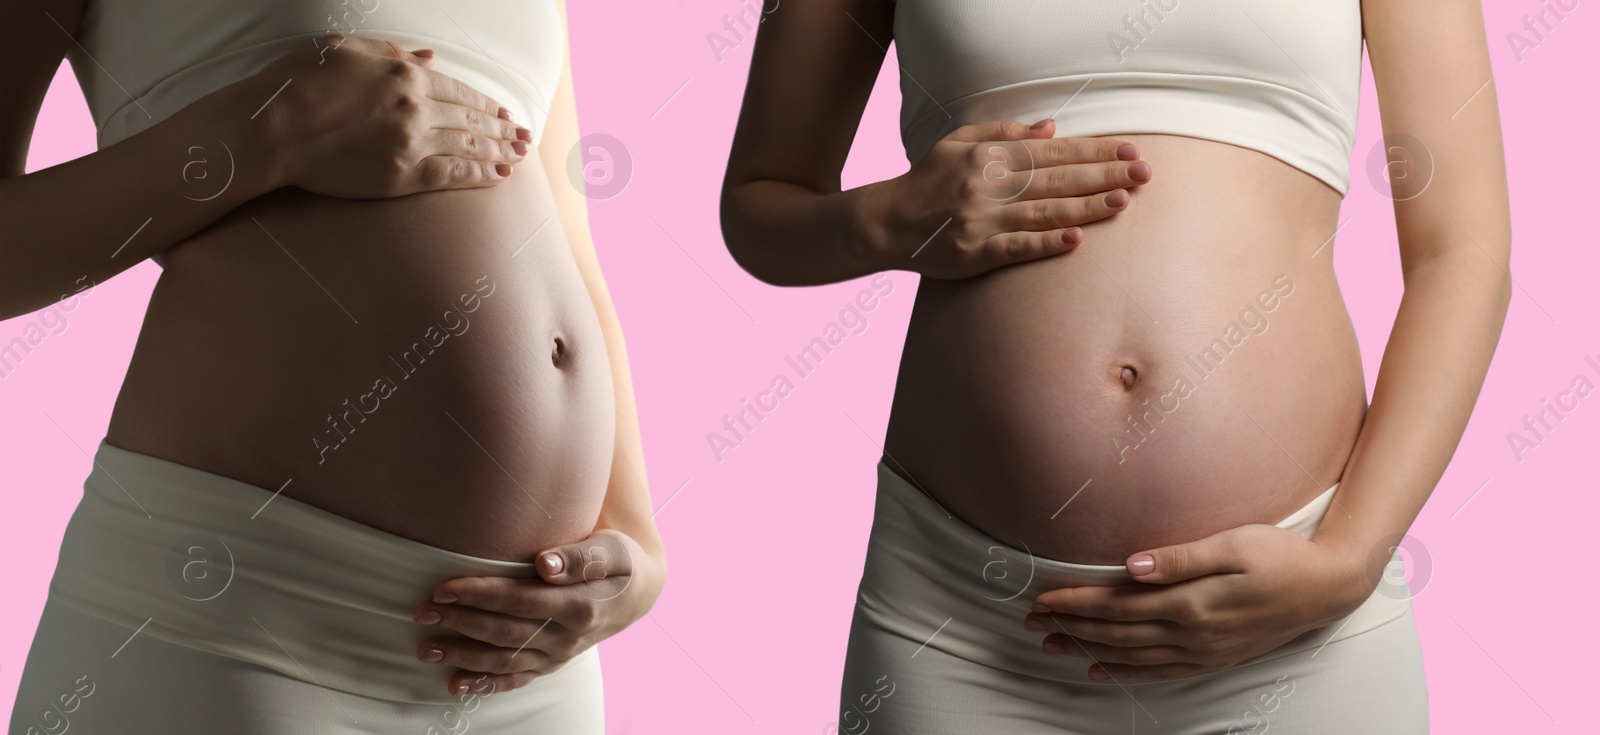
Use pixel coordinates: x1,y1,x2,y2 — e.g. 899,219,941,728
893,0,1364,194
65,0,563,150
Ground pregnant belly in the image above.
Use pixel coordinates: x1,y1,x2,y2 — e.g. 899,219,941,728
106,162,615,562
883,134,1368,564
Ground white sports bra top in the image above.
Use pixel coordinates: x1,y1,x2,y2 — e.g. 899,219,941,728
65,0,563,150
893,0,1363,194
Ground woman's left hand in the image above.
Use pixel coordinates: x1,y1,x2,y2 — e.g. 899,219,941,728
1023,524,1375,682
412,529,664,696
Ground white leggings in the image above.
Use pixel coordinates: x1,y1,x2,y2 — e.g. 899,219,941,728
9,441,604,734
839,461,1428,734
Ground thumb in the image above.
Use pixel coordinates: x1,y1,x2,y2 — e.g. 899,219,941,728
1126,532,1246,584
947,118,1055,143
536,532,634,586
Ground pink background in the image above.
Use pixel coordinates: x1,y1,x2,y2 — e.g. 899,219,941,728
4,1,1596,732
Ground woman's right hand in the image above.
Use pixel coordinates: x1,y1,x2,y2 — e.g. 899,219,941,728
866,119,1152,279
247,34,532,198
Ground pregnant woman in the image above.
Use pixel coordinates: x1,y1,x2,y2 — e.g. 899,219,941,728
723,0,1509,731
5,1,662,733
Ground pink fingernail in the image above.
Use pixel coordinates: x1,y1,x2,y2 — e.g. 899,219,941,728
1031,602,1050,613
1063,228,1083,246
433,591,457,604
1106,189,1129,207
422,646,444,663
1024,619,1044,632
512,140,528,156
1088,666,1110,681
494,163,512,178
541,552,565,576
1116,144,1138,161
1128,162,1152,181
418,609,442,625
1043,640,1066,655
1030,118,1052,130
1128,554,1155,575
498,106,513,121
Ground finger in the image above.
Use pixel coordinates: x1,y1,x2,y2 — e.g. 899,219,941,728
431,576,564,619
1041,635,1192,666
1128,531,1249,584
446,669,542,697
1024,613,1178,648
537,531,635,586
1020,136,1139,167
972,228,1081,270
409,157,511,192
1088,661,1209,683
417,636,552,676
997,189,1131,232
415,601,559,649
421,124,525,166
426,97,525,143
1032,585,1173,622
416,65,506,119
1016,160,1152,200
947,118,1055,143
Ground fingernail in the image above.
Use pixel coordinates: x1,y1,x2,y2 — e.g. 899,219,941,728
498,106,513,121
418,609,442,625
1043,640,1066,655
413,48,435,58
422,646,444,662
1128,161,1152,181
512,140,528,156
433,591,457,604
1030,118,1052,130
1031,602,1050,613
1116,144,1138,160
1106,189,1129,207
516,127,532,142
1088,666,1110,680
494,163,512,178
1024,619,1044,632
1128,554,1155,575
540,552,565,576
453,682,469,694
1062,228,1083,245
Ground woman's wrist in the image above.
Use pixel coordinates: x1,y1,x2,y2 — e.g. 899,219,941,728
183,74,295,195
842,176,904,276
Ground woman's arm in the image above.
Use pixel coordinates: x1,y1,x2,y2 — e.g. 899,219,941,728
1312,0,1512,580
1027,0,1513,681
1,3,529,320
720,0,1149,286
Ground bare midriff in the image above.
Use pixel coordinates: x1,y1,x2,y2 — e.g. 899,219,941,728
883,134,1368,565
106,159,615,562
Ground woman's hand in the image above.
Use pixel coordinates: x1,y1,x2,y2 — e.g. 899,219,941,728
248,34,532,198
863,119,1152,279
411,529,664,695
1022,525,1375,682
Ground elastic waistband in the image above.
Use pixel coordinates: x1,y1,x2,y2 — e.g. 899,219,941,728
854,460,1411,683
48,441,575,704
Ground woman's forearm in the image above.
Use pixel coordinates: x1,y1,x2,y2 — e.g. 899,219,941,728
720,177,894,287
0,76,282,319
1314,248,1512,587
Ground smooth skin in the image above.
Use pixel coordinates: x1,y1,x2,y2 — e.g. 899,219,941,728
407,0,667,696
724,0,1510,685
1018,0,1512,681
